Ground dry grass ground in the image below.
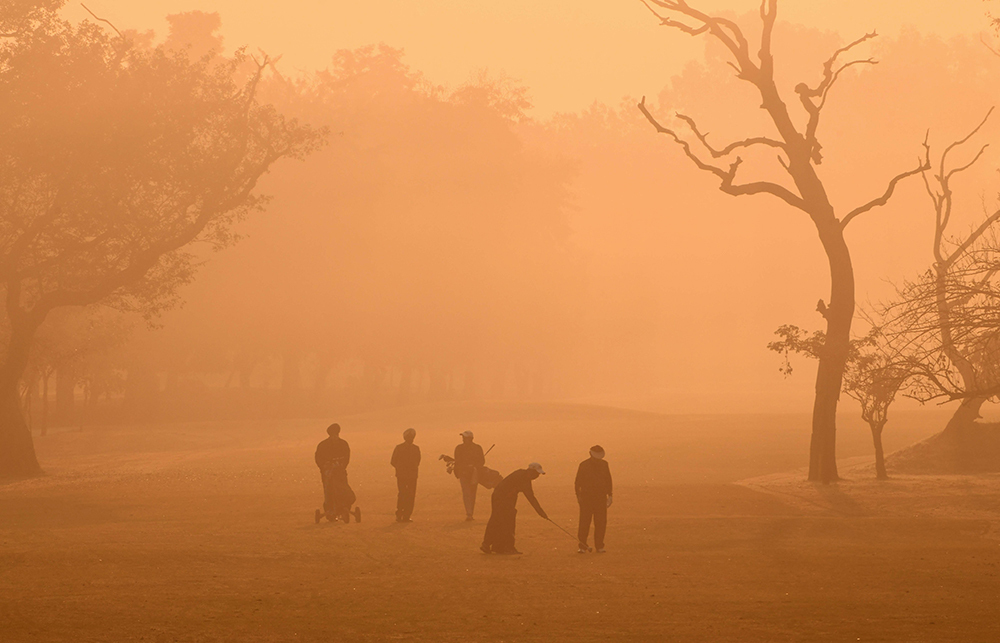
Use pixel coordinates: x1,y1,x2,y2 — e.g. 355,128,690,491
2,403,999,642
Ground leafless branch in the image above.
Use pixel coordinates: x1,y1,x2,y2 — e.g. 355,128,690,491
925,109,996,266
674,113,785,157
758,0,776,74
949,209,1000,263
638,97,806,209
643,0,756,79
841,156,932,228
80,3,123,38
940,107,994,181
637,97,728,180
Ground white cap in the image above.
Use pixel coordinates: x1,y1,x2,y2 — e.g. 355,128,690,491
460,430,474,439
528,462,545,475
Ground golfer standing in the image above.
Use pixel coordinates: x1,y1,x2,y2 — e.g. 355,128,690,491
481,462,548,555
391,428,421,522
454,430,485,521
575,445,612,553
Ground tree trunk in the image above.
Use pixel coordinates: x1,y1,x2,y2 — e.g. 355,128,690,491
808,219,855,483
463,362,480,400
490,362,507,398
944,396,986,433
23,375,35,432
0,322,42,478
281,348,301,394
428,366,445,401
55,363,76,423
281,347,302,413
361,361,386,408
396,364,413,407
41,371,49,437
871,423,887,480
312,353,334,401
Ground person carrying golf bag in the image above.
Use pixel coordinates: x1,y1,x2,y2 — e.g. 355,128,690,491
481,462,548,554
315,423,360,524
391,428,421,522
575,445,612,553
454,430,486,521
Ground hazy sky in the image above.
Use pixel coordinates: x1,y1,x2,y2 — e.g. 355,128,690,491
68,1,992,116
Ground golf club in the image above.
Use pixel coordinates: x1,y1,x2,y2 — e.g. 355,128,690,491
546,517,592,551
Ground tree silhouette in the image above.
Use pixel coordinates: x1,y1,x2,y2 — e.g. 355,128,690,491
0,6,322,477
769,324,910,479
637,0,928,482
871,111,1000,427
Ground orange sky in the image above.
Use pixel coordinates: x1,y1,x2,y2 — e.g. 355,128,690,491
67,1,993,116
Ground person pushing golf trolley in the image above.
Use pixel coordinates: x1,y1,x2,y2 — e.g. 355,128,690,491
314,423,361,524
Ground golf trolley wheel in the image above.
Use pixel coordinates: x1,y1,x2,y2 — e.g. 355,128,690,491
353,507,362,523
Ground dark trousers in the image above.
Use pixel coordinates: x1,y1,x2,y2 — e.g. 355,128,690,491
578,496,608,549
482,496,517,552
396,475,417,520
459,474,478,518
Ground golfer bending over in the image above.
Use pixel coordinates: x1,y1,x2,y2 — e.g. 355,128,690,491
481,462,548,555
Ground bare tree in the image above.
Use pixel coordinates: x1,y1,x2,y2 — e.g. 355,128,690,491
869,113,1000,430
638,0,928,482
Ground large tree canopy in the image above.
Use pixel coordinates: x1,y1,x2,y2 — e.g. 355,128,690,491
0,2,322,477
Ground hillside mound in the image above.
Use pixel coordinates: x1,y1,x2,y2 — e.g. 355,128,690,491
888,423,1000,474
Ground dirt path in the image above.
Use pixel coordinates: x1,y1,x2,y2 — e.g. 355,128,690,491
3,405,999,642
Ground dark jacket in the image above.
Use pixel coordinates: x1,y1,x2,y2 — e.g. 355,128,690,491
453,441,485,479
391,442,421,478
315,436,350,471
492,469,545,516
575,457,612,500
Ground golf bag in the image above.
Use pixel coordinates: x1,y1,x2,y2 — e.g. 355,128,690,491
478,466,503,489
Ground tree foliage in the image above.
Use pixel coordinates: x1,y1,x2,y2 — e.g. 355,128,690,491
0,3,323,477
